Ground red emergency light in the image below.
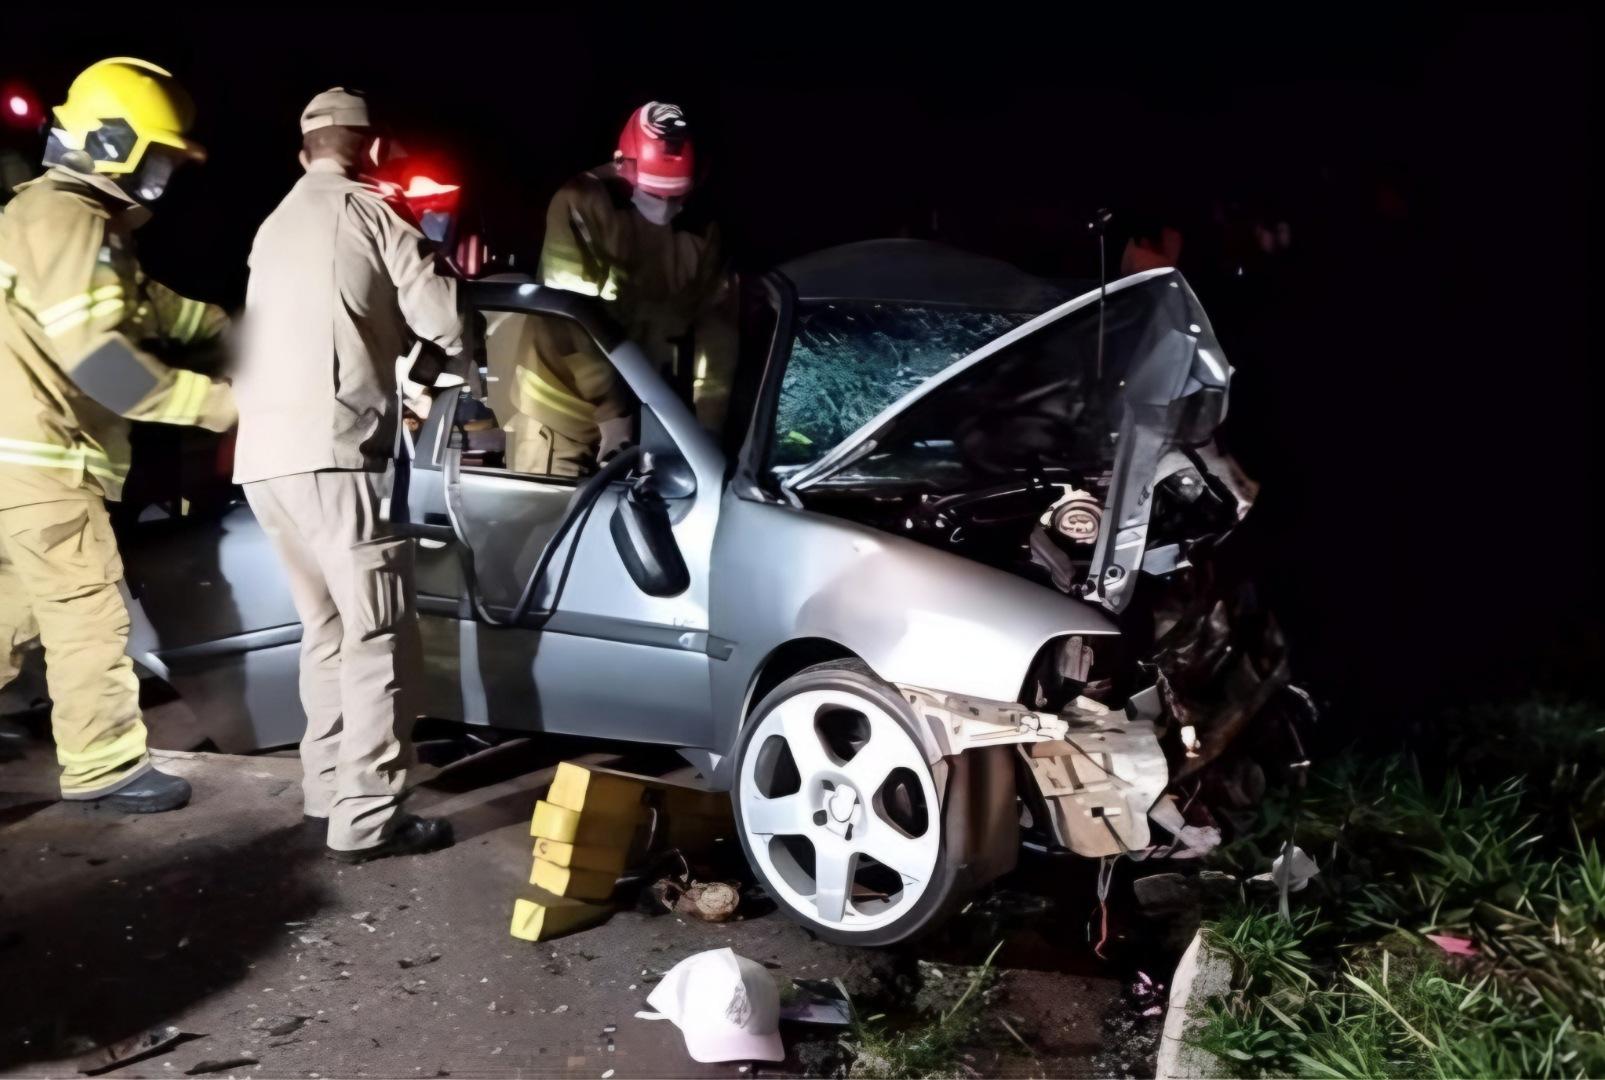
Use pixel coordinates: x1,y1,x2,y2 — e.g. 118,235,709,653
2,83,43,129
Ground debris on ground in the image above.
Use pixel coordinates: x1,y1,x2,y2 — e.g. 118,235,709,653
74,1026,198,1075
778,978,853,1025
1091,965,1168,1078
397,951,441,969
650,860,742,922
1249,844,1320,892
184,1056,260,1075
250,1014,311,1038
1424,932,1478,957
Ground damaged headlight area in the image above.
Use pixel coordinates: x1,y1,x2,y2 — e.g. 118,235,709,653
780,272,1313,869
889,433,1308,865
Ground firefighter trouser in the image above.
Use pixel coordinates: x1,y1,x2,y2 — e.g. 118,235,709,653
1,562,39,693
508,419,594,478
242,469,420,851
0,485,150,797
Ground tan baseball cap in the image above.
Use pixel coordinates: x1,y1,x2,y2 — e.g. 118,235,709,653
299,88,369,133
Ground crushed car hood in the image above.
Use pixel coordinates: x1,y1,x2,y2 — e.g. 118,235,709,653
783,268,1233,614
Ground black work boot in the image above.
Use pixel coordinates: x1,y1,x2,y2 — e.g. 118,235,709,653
326,815,453,864
84,769,192,813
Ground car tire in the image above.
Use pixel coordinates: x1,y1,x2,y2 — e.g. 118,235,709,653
730,659,978,946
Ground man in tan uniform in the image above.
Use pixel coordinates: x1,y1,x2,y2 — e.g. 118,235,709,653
0,59,235,811
505,101,733,476
233,89,462,862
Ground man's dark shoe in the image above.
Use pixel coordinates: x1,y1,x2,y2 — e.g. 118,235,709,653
85,769,191,813
325,815,453,864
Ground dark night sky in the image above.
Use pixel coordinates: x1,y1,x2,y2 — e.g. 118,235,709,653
2,8,1596,720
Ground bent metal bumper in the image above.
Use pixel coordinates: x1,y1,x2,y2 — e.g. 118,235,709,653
897,684,1170,858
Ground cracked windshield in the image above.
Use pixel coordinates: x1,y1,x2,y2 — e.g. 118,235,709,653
770,303,1035,473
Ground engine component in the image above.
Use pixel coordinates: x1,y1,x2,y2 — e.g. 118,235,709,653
1039,486,1103,546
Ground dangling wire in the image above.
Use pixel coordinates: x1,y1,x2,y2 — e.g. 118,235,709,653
1092,854,1117,959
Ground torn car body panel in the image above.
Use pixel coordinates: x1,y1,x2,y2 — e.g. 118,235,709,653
901,683,1171,858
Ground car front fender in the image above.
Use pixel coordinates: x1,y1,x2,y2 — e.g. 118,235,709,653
709,495,1120,769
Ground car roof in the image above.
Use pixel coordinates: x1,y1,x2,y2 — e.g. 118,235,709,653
775,238,1073,312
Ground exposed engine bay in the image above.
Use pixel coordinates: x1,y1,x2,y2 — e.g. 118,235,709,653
795,441,1251,608
775,271,1309,860
799,445,1297,859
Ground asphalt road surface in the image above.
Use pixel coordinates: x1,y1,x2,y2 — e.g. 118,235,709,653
0,722,1158,1079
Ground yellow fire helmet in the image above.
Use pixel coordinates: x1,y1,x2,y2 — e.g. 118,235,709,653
49,57,205,177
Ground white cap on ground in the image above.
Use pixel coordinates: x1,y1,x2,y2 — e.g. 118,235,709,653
643,948,785,1063
300,88,369,133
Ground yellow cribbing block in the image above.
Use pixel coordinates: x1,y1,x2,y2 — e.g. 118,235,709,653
531,857,619,901
533,837,631,876
509,889,609,942
547,761,648,818
529,800,641,846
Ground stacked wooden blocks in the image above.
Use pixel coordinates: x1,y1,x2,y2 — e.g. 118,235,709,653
508,761,738,942
509,762,646,942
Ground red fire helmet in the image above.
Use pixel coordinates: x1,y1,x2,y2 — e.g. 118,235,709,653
615,101,693,198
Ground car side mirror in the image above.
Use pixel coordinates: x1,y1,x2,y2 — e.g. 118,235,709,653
609,473,690,597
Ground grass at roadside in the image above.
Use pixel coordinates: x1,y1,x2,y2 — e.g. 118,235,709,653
1192,698,1605,1079
843,943,1004,1079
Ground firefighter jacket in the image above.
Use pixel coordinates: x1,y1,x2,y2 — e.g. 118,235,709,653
0,167,233,509
517,164,733,443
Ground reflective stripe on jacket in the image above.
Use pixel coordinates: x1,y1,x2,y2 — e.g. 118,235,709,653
0,168,235,508
518,165,732,439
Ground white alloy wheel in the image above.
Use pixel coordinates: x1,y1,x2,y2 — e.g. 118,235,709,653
736,673,943,939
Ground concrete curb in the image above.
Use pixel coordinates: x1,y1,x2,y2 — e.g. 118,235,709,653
1154,928,1231,1080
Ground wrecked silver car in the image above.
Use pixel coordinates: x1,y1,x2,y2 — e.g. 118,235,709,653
119,240,1284,944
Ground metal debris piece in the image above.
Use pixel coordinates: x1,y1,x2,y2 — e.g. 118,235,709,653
76,1026,197,1075
184,1057,259,1075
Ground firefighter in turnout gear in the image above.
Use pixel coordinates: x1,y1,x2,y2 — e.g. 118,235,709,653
502,101,734,476
0,58,235,810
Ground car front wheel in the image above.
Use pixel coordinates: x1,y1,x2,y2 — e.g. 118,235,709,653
731,660,972,946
